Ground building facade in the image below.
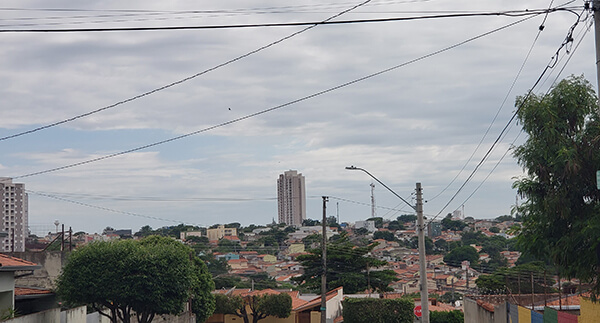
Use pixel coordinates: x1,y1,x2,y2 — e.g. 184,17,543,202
0,178,28,252
207,225,237,241
277,170,306,226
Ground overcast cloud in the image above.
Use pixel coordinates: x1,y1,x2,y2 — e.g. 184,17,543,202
0,0,596,234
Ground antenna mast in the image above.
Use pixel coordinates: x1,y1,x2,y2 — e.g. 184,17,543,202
370,183,376,218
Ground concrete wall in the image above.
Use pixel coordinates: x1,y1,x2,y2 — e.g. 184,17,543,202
4,307,60,323
10,251,67,289
464,297,495,323
580,297,600,323
60,306,86,323
85,311,112,323
0,271,15,312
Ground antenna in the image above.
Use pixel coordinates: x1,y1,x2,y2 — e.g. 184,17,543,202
370,183,376,218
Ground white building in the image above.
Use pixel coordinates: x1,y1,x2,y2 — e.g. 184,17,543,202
355,220,376,232
277,170,306,226
0,178,28,252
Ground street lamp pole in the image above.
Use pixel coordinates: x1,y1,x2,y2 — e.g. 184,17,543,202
345,166,429,323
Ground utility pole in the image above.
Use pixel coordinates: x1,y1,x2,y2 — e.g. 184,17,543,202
321,196,328,323
344,167,428,322
416,183,429,323
593,0,600,100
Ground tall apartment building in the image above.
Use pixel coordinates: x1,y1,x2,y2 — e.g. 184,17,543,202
277,170,306,226
0,178,28,252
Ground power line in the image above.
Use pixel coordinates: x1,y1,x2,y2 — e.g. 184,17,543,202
28,190,206,226
9,13,542,180
427,7,549,203
430,6,588,222
446,14,592,216
0,0,371,143
0,8,577,33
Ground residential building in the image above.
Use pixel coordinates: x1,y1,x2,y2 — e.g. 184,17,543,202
427,221,442,238
277,170,306,226
180,230,203,241
355,220,376,232
0,178,28,252
207,225,237,241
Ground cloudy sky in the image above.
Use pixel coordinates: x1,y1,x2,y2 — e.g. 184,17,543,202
0,0,595,235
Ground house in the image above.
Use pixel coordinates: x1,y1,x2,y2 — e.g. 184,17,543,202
227,259,248,270
207,287,344,323
0,254,42,314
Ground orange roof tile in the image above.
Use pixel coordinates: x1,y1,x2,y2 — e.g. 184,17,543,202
295,287,342,311
0,254,40,269
546,294,581,306
14,287,52,296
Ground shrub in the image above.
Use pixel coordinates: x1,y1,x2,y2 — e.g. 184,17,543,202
342,298,413,323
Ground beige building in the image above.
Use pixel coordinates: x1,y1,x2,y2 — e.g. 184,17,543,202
207,225,237,241
0,178,27,252
277,170,306,226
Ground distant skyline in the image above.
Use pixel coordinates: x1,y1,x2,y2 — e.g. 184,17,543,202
0,0,595,234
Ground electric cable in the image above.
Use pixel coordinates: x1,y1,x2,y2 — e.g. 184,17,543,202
0,0,372,142
429,6,587,222
444,15,592,218
8,13,542,180
28,189,207,227
0,8,577,33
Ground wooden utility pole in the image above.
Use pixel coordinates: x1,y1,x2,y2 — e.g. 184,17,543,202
321,196,328,323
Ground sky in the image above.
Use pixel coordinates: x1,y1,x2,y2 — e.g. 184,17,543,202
0,0,596,235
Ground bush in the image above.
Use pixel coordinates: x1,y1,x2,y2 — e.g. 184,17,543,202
342,298,413,323
430,310,464,323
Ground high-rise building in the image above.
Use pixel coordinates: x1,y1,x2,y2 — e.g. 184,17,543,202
0,178,28,252
277,170,306,226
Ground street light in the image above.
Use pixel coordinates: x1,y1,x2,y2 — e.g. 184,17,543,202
345,166,415,211
346,165,429,323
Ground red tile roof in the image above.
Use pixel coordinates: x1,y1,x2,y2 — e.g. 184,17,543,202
295,287,342,311
15,287,52,296
546,294,581,306
0,254,39,269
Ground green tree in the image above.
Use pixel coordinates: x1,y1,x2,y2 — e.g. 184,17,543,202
56,236,214,323
475,262,555,295
217,238,241,253
373,230,395,241
441,214,466,231
354,227,369,236
443,245,479,267
302,233,322,249
214,293,292,323
461,231,486,245
397,214,417,223
293,232,397,293
409,236,434,254
302,218,321,226
387,220,405,231
439,291,462,304
225,222,241,229
489,226,500,233
434,239,448,253
495,215,515,222
512,75,600,296
430,310,464,323
199,253,230,277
